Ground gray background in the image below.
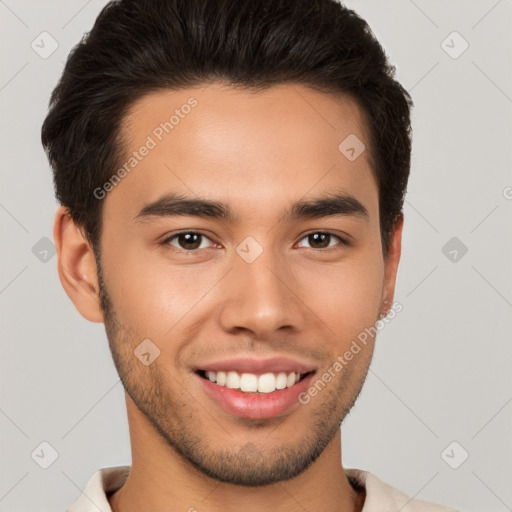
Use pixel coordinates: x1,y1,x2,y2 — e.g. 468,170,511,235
1,1,511,510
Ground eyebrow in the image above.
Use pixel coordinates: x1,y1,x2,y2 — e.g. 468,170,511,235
133,191,369,224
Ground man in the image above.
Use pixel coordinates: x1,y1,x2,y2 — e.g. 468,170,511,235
41,0,458,510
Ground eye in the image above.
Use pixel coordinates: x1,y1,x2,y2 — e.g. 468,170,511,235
161,230,349,253
296,232,347,250
162,232,216,251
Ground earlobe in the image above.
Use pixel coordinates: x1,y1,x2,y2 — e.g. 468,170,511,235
381,214,404,314
53,206,104,323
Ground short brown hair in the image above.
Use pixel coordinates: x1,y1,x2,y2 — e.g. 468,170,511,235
41,0,413,259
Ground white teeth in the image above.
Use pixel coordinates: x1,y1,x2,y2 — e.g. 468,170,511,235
275,372,287,389
216,371,226,386
203,370,303,393
226,371,240,389
240,373,258,392
257,372,276,393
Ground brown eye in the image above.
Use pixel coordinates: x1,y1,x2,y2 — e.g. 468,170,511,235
297,232,346,250
163,232,213,251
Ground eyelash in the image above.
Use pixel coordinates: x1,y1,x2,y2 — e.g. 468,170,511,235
160,231,350,253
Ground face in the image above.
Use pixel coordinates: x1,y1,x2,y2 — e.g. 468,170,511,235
84,83,401,485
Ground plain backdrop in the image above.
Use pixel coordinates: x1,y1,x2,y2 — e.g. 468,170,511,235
1,1,511,511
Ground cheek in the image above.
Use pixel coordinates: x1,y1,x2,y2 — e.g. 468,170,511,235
300,254,384,337
103,248,220,335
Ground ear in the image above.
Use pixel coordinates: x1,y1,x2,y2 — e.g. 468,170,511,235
381,214,404,315
53,206,104,323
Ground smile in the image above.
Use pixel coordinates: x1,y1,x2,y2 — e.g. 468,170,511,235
197,369,314,394
195,369,317,419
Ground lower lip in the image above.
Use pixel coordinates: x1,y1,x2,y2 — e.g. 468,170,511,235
196,372,316,419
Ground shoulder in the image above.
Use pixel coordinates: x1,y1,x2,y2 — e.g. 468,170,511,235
66,466,130,512
345,468,460,512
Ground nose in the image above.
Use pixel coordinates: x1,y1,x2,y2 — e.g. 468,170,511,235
218,246,306,339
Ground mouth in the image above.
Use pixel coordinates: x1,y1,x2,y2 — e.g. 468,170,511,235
196,369,315,394
195,368,317,419
197,369,316,393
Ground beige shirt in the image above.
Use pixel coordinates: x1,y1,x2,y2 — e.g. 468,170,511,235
66,465,459,512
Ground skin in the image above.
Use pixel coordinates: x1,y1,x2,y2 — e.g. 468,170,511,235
54,83,403,512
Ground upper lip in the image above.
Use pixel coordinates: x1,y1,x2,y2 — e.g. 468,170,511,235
193,356,317,375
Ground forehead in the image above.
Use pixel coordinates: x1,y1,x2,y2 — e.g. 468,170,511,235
106,83,377,223
122,82,371,156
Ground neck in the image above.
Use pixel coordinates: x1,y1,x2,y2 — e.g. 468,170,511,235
108,395,365,512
